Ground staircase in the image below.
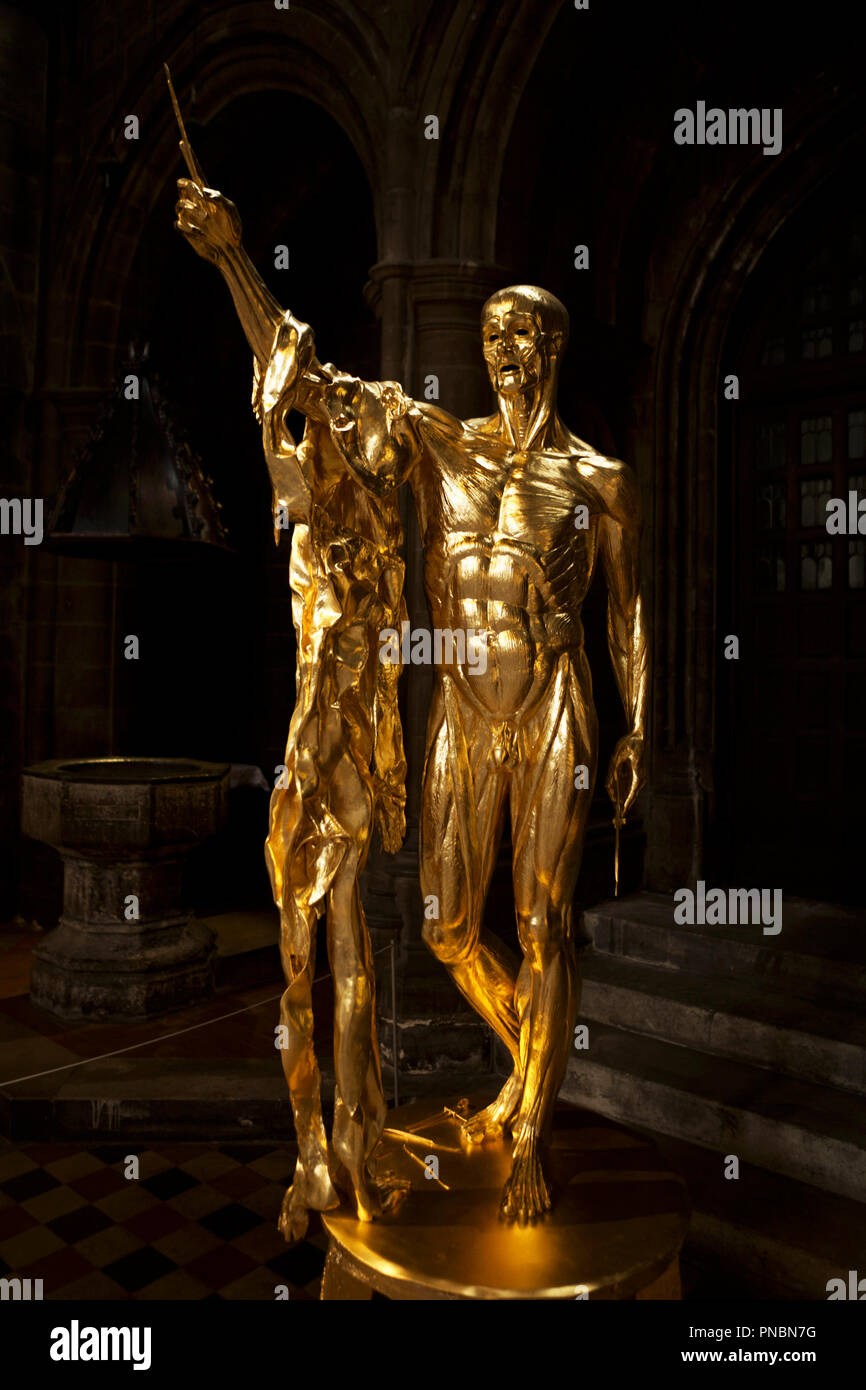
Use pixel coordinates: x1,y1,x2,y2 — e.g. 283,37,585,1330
564,892,866,1299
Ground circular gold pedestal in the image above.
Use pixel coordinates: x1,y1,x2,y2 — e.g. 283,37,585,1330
321,1095,689,1300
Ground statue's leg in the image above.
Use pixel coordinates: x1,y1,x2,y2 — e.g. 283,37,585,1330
420,685,522,1139
327,849,409,1221
501,656,596,1223
277,932,341,1244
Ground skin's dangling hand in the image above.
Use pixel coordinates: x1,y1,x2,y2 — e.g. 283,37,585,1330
374,781,406,855
605,732,645,820
174,178,243,265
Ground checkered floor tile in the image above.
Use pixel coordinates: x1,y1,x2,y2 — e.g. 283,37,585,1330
0,1142,327,1300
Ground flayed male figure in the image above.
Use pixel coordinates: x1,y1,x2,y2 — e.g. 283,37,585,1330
176,177,647,1225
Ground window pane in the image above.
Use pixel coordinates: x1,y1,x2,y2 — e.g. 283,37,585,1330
758,481,787,529
758,420,786,471
802,327,833,359
800,477,833,526
819,551,833,589
849,410,866,459
800,541,832,590
850,540,865,590
761,335,786,366
757,543,786,591
802,282,833,315
801,415,832,465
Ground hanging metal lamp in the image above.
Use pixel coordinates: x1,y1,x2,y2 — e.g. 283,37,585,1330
46,342,230,558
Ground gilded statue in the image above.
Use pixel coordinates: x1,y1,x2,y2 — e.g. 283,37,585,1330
174,154,647,1228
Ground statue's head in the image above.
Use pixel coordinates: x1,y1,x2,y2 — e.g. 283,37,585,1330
481,285,569,399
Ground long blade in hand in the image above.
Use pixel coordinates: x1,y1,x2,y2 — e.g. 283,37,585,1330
164,63,208,186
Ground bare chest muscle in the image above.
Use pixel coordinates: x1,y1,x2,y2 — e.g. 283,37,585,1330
417,441,600,607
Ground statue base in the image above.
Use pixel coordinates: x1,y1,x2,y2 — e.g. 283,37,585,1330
321,1093,688,1300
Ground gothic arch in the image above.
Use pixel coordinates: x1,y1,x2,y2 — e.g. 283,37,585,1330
639,89,865,887
419,0,562,262
45,2,389,391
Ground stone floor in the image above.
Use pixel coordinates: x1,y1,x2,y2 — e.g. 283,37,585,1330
0,1137,746,1300
0,913,497,1143
0,919,38,1000
0,912,767,1300
0,1139,327,1299
0,913,319,1143
0,917,512,1300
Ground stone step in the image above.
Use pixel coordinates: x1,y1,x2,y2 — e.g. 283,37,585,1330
562,1020,866,1203
374,942,493,1077
0,1059,296,1143
638,1129,866,1300
586,894,866,1005
383,1017,493,1075
0,1054,499,1142
580,951,866,1095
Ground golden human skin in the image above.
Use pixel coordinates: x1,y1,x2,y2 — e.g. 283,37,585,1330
175,181,647,1227
175,181,409,1240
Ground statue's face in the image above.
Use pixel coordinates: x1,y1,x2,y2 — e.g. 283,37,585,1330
481,305,546,397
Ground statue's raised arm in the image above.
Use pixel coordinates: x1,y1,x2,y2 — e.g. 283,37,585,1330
174,179,280,365
174,180,421,496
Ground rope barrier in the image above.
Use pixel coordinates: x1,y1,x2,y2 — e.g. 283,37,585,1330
0,943,395,1089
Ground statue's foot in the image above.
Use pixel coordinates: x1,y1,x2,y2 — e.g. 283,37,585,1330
462,1071,522,1145
279,1158,341,1244
278,1184,310,1244
499,1128,552,1225
354,1167,411,1223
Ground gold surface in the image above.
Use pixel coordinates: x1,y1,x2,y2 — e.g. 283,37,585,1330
323,1097,688,1300
173,133,648,1231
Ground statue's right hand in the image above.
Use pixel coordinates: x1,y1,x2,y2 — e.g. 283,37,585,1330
174,178,242,265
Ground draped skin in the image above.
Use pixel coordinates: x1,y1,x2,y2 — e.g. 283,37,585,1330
252,316,408,1239
254,321,408,981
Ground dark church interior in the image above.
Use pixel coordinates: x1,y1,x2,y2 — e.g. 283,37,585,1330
0,0,864,1326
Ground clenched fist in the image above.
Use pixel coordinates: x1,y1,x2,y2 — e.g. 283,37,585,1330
174,179,242,265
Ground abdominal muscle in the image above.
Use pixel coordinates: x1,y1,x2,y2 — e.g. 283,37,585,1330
434,542,579,723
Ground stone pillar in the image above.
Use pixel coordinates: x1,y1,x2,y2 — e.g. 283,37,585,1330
0,3,49,918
